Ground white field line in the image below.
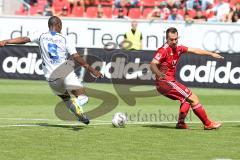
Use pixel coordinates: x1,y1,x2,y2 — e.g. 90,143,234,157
0,118,240,128
0,118,107,122
0,123,112,128
0,117,240,123
0,118,60,121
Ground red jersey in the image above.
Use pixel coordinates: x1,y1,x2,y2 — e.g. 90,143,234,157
153,43,188,81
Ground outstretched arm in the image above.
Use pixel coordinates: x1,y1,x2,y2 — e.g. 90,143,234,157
0,37,31,47
70,53,103,78
187,47,224,59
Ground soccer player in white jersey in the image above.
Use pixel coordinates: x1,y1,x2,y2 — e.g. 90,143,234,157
0,16,102,124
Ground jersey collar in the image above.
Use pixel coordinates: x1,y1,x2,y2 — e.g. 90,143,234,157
50,31,57,36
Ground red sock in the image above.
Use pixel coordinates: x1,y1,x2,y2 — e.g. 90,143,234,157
178,102,191,124
192,103,211,126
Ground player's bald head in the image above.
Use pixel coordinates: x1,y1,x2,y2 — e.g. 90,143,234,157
48,16,62,32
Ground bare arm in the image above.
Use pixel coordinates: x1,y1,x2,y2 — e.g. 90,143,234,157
187,47,224,59
70,53,103,78
0,37,31,47
150,59,165,79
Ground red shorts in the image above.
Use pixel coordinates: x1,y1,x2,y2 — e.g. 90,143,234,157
155,80,192,103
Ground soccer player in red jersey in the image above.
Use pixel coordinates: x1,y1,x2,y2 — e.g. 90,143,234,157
150,27,224,130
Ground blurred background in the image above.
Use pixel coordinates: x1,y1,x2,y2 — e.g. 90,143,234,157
0,0,239,23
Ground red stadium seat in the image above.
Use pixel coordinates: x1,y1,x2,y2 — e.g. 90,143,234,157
230,0,237,7
178,9,185,16
15,10,27,15
53,5,64,13
84,0,98,6
53,0,67,13
29,5,42,15
15,5,27,15
72,6,84,17
142,8,153,18
38,0,47,6
53,0,67,7
53,0,67,4
187,9,196,18
102,7,112,18
128,8,142,19
86,7,98,18
28,3,46,15
205,10,215,18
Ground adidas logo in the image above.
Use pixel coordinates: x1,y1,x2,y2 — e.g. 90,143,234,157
179,61,240,84
91,57,154,80
2,53,44,75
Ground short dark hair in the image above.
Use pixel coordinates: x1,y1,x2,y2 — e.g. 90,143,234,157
48,16,62,28
166,27,178,39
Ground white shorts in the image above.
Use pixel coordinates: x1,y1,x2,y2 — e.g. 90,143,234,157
48,71,84,95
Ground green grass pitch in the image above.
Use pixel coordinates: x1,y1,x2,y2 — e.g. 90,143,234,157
0,79,240,160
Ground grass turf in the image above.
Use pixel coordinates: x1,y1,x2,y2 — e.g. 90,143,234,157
0,79,240,160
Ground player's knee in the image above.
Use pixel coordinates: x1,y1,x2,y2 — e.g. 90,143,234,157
77,94,89,106
187,93,199,106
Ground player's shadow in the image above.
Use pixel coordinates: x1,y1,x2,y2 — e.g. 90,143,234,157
141,124,176,129
142,124,201,130
36,123,85,131
229,124,240,128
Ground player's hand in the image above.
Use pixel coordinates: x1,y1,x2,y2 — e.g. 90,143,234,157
92,70,103,78
0,40,7,47
157,73,165,79
211,53,224,59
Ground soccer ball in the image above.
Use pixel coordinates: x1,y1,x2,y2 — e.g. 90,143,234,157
112,112,127,128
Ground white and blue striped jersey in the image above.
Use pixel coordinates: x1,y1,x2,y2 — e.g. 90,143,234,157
28,31,77,78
